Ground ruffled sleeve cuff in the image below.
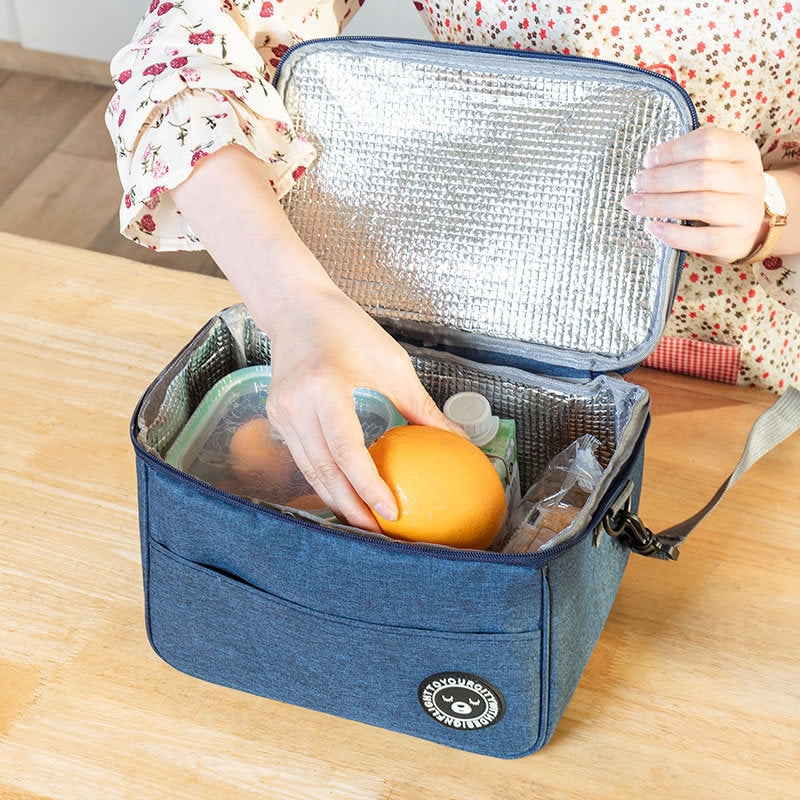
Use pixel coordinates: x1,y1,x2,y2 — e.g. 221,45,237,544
112,86,318,251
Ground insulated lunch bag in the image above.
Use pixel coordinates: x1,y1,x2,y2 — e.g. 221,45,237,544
130,37,800,758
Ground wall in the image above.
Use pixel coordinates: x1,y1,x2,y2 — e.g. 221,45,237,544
0,0,432,61
343,0,432,39
0,0,19,42
11,0,145,60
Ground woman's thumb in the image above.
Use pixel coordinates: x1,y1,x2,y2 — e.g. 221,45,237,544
393,381,468,438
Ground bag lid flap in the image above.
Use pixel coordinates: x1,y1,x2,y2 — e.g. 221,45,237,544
272,37,698,376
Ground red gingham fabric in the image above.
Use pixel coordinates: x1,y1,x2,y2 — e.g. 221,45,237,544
643,337,741,385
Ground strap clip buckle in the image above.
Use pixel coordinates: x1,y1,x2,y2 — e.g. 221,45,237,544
595,480,680,561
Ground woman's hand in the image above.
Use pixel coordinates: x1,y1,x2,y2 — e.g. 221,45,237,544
621,125,767,263
257,283,463,533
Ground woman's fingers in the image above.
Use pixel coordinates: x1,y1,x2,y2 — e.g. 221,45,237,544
622,127,766,262
645,125,761,167
621,190,747,225
269,419,340,514
277,409,384,533
643,221,747,261
261,293,469,531
629,159,758,196
316,391,399,522
386,364,466,437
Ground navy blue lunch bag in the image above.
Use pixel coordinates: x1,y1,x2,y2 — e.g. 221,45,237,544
130,38,800,758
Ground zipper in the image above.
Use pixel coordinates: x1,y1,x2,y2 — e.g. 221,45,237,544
270,35,699,381
131,396,650,571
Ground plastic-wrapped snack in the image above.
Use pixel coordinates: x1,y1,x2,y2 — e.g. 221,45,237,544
490,434,604,554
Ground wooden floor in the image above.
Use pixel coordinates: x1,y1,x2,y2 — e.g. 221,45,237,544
0,68,223,278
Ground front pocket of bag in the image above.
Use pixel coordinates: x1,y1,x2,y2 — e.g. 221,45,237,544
146,539,545,758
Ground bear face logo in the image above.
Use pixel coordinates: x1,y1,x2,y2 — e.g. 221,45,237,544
438,686,487,719
418,672,505,730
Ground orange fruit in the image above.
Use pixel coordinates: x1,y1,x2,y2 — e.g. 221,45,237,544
228,416,295,490
367,425,506,549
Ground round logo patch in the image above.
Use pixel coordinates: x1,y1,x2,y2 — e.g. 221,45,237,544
417,672,505,730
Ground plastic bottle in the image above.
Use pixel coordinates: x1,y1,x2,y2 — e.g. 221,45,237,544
443,392,522,535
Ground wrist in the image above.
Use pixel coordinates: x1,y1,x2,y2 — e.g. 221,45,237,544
246,256,344,339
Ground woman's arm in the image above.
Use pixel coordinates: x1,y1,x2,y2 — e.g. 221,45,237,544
105,1,465,530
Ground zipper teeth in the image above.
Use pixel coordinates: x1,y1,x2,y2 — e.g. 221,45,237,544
132,418,647,570
271,34,699,129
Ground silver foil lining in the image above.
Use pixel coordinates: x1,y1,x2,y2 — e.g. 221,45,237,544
273,39,693,373
138,305,648,503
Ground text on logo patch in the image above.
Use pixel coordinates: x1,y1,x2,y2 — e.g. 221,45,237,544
417,672,505,729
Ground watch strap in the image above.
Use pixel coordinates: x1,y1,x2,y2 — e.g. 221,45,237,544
731,211,784,266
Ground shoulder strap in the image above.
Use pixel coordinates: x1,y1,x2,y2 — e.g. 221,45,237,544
601,387,800,560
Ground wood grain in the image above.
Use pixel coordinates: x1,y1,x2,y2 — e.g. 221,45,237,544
0,152,123,249
0,232,797,800
0,73,106,200
0,70,221,279
58,91,117,162
0,41,111,86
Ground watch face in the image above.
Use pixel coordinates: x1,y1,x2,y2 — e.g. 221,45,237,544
764,173,789,217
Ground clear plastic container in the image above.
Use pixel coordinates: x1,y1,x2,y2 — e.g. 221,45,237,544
164,366,406,520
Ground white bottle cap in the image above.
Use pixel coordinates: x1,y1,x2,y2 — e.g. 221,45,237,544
443,392,499,447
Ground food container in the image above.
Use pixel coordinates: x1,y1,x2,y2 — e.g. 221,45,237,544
164,365,406,519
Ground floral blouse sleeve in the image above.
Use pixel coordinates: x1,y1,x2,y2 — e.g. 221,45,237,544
105,0,363,251
754,134,800,315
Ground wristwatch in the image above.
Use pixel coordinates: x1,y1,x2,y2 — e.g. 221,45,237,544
732,172,790,266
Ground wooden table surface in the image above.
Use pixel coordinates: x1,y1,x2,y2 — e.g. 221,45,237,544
0,232,798,800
